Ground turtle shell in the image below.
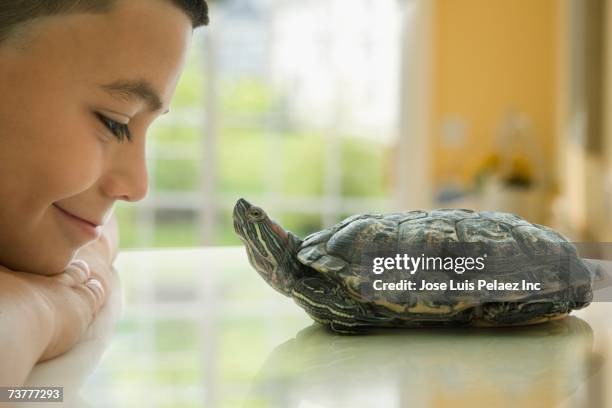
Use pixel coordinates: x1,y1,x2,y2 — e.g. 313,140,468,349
296,209,593,326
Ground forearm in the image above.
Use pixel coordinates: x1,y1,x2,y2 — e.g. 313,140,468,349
0,213,119,386
0,270,53,386
0,215,119,386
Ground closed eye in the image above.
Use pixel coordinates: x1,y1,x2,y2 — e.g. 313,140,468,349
95,113,133,143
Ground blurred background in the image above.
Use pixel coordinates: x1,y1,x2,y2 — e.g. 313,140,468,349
96,1,612,406
114,0,612,249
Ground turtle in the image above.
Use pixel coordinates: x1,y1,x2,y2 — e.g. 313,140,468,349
233,198,601,334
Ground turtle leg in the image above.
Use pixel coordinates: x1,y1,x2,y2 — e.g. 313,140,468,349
481,301,569,326
291,277,375,334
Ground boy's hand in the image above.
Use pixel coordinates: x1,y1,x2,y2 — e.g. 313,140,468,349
6,213,118,364
40,214,118,361
0,214,119,385
5,257,112,364
40,213,118,361
40,260,110,362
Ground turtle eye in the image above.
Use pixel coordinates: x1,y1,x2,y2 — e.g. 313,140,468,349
248,206,266,221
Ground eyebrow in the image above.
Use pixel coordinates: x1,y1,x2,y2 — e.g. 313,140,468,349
100,79,169,114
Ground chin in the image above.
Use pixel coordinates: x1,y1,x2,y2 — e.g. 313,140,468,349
1,217,87,275
20,247,77,276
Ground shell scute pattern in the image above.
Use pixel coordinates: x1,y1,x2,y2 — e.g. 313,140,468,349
297,214,376,270
397,216,459,254
324,217,397,264
299,210,584,271
308,254,347,274
479,211,531,227
456,218,523,258
297,209,590,296
429,208,478,221
289,209,596,327
301,229,334,248
389,210,428,224
297,243,326,264
533,224,576,253
299,213,378,253
290,209,595,326
512,225,572,257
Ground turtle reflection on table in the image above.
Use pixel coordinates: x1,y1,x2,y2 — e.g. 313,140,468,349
246,318,599,408
234,199,601,333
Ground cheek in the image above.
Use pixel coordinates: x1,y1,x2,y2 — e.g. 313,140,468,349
30,111,104,200
43,142,103,198
1,61,104,205
0,113,104,218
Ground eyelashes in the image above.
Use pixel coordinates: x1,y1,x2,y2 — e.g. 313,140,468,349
95,113,133,143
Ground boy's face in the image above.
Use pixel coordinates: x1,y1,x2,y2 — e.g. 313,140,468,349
0,0,193,274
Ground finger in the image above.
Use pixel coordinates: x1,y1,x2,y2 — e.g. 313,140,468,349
70,259,91,275
63,259,91,283
88,266,111,295
68,260,91,281
85,278,105,309
70,279,100,316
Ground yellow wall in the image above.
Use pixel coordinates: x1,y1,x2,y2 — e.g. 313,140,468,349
554,0,610,240
432,0,560,187
604,0,612,240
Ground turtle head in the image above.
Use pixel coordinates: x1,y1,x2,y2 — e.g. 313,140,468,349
233,198,304,296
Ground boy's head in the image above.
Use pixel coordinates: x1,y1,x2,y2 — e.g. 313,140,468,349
0,0,208,275
0,0,209,45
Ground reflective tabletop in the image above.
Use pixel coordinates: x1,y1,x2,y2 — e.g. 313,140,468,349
18,248,612,407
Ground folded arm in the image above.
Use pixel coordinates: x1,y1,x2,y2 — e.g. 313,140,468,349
0,213,119,386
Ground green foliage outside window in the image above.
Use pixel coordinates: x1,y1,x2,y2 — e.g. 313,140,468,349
116,65,390,248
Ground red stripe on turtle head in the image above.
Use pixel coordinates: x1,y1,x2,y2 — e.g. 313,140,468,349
266,218,288,243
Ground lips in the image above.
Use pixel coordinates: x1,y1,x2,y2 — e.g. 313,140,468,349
53,204,101,227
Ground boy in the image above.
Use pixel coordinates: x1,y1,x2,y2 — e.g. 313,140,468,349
0,0,208,385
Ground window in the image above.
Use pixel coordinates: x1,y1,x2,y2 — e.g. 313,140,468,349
116,0,406,248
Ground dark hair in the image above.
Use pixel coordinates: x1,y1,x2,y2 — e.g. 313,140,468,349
0,0,209,44
169,0,209,26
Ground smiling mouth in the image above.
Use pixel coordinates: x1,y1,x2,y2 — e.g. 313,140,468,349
53,204,100,228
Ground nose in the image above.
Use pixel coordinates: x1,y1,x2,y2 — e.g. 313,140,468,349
101,143,149,202
234,198,253,218
236,198,253,210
